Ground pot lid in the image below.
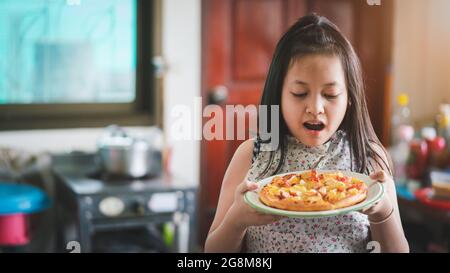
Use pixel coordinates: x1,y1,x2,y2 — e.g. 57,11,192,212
97,125,134,148
97,125,151,149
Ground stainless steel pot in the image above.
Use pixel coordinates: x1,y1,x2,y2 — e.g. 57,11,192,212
97,125,161,178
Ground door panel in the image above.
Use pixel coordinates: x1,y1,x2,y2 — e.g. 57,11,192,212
233,0,285,81
309,0,355,44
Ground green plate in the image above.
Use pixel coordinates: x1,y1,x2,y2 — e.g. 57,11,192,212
244,170,385,218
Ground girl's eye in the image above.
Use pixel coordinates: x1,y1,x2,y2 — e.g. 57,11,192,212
323,93,339,99
291,92,307,98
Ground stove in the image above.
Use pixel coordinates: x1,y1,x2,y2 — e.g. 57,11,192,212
52,153,197,253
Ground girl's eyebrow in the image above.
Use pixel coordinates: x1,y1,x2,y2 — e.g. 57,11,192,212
293,80,339,87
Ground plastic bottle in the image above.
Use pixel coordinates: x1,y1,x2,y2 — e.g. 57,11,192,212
421,127,436,167
431,136,447,168
406,137,428,181
435,104,450,167
435,104,450,141
391,93,412,146
391,125,414,185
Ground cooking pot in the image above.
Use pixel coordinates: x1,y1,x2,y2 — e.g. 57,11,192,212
97,125,161,178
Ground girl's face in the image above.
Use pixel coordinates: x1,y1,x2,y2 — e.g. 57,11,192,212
281,54,348,147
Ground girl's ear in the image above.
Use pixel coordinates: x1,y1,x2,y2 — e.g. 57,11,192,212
348,98,352,106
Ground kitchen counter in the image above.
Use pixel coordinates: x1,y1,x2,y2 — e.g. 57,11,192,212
51,152,198,253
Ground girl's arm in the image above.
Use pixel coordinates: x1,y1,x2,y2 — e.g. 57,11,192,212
364,146,410,253
204,139,282,252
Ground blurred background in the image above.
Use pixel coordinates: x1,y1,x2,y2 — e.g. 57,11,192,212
0,0,449,253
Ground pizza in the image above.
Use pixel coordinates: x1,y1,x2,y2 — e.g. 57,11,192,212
259,170,367,211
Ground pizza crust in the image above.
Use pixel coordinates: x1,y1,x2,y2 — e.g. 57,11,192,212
259,187,334,211
332,192,367,209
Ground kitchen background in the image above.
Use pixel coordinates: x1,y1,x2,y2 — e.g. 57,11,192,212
0,0,449,253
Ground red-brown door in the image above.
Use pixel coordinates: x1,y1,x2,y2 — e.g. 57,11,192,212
199,0,393,247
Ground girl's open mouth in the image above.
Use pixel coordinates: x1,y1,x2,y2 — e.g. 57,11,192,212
303,121,325,131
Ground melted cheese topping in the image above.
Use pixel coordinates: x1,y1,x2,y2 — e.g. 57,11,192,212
262,170,366,203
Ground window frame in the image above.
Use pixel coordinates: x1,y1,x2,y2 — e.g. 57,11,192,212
0,0,159,130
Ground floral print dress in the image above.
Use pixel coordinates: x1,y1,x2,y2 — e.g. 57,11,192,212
245,130,372,253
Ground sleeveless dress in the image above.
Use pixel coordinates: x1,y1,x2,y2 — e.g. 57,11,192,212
245,130,372,253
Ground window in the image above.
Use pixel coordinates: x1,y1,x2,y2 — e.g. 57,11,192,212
0,0,157,130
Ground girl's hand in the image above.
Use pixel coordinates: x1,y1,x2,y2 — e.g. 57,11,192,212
360,171,394,221
228,180,284,230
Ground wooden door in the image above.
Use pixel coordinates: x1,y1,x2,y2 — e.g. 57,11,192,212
199,0,393,247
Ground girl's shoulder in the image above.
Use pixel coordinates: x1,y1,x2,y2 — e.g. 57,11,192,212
238,138,255,152
221,139,254,187
232,138,255,165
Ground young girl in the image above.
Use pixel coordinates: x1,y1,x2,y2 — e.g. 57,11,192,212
204,14,409,253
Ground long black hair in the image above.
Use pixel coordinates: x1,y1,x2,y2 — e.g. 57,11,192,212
257,14,392,178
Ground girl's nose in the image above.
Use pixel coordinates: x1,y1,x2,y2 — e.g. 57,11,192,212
306,96,325,115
